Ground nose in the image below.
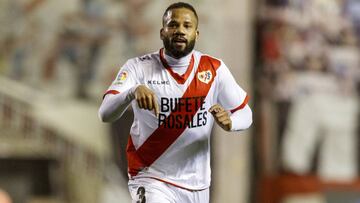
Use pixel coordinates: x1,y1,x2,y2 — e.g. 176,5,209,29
174,25,186,35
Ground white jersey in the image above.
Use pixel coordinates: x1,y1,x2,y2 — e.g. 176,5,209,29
104,49,249,190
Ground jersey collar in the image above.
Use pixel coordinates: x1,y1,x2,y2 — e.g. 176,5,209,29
159,48,195,84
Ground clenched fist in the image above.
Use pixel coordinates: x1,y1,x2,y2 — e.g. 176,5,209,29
134,85,159,116
209,104,232,131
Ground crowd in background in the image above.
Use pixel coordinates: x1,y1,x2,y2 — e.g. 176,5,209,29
0,0,158,100
257,0,359,181
0,2,158,201
1,0,359,202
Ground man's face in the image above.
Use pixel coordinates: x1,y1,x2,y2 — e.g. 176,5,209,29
161,8,199,59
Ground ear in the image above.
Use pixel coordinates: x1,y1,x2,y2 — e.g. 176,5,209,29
195,30,199,41
160,28,165,40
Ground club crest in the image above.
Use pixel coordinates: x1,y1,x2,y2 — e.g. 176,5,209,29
197,70,212,84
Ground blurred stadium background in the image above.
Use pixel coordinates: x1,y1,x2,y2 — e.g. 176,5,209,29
0,0,358,203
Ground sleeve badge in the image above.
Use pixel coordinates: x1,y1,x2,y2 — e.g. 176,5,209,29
113,71,128,85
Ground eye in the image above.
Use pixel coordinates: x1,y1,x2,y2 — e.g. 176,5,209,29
167,22,178,28
184,23,193,29
184,24,192,29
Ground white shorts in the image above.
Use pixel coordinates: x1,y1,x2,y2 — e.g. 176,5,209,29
128,178,209,203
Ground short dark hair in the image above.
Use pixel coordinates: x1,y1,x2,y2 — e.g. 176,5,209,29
162,2,198,26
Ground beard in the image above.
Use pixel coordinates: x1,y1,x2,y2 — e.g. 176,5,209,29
162,37,196,59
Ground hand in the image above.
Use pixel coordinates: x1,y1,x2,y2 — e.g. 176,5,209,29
209,104,232,131
134,85,159,117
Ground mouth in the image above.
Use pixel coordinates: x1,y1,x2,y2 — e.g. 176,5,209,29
172,37,187,45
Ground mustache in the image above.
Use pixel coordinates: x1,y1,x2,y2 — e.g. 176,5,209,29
172,36,187,43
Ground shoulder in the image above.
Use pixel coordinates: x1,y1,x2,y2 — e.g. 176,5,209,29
194,50,224,70
120,51,159,78
127,51,160,68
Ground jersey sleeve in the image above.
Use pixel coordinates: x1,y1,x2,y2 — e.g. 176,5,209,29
99,59,140,122
216,62,249,112
103,59,139,98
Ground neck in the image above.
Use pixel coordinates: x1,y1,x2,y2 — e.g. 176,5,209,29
163,49,193,68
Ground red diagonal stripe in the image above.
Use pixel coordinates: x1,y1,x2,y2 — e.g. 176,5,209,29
127,55,221,176
127,136,146,176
